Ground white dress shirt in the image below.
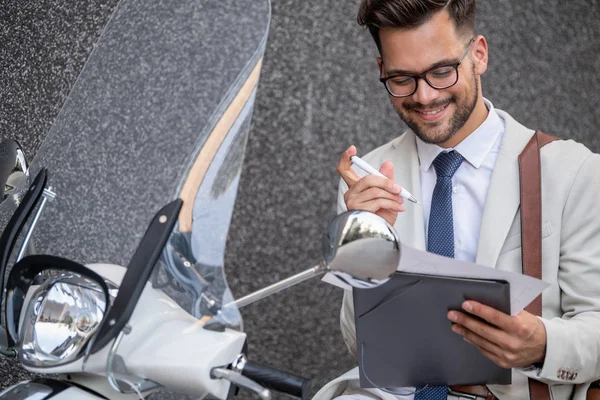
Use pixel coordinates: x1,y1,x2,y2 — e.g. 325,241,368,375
416,98,505,263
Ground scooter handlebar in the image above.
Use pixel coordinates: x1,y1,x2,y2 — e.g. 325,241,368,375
240,360,311,400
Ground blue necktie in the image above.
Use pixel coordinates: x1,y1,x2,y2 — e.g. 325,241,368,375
415,150,464,400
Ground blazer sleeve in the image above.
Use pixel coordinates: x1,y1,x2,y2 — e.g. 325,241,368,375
520,152,600,384
336,140,398,358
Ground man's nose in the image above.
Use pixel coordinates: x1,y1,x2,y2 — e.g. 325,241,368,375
411,78,440,105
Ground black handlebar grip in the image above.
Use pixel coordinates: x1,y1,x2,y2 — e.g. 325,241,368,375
241,360,311,400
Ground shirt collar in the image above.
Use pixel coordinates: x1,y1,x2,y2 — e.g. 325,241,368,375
416,98,504,172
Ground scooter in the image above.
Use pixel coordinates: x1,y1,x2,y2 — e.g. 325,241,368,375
0,0,403,398
0,138,400,400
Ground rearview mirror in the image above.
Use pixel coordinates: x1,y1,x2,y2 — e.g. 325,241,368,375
232,210,401,309
322,210,400,282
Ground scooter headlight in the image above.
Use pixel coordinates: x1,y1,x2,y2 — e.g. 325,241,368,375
19,272,107,367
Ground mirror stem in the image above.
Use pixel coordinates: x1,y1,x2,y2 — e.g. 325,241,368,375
232,262,327,309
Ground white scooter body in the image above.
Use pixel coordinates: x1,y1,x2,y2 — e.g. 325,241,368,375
3,263,246,400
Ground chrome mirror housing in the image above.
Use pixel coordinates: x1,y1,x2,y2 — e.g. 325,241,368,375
323,210,400,284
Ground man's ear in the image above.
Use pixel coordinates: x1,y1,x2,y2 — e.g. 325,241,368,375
376,56,383,76
472,35,488,76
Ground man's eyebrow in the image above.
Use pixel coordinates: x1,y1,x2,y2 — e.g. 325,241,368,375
384,58,458,76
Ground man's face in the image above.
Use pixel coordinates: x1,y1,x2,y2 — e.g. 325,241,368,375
377,11,486,146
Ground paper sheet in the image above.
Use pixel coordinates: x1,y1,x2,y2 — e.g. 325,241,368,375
322,243,550,315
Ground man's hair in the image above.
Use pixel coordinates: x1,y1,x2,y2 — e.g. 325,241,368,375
357,0,476,54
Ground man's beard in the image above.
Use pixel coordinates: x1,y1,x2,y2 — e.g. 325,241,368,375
394,67,479,146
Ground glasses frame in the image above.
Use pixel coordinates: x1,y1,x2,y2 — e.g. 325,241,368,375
379,38,475,98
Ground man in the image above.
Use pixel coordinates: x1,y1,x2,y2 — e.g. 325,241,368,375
316,1,600,399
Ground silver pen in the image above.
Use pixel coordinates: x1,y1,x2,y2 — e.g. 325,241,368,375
350,155,420,205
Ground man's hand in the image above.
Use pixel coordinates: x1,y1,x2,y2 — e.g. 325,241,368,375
448,301,547,369
336,146,405,226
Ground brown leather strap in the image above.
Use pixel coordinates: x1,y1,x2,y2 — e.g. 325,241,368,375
518,132,558,316
518,131,560,400
450,385,498,399
588,387,600,400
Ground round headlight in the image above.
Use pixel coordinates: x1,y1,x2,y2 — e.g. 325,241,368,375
19,272,107,367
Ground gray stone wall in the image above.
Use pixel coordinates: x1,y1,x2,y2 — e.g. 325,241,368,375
229,0,600,398
1,0,599,398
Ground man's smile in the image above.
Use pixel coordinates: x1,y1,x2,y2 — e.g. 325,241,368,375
412,103,450,121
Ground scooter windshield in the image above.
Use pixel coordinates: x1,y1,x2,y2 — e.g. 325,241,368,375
14,0,270,344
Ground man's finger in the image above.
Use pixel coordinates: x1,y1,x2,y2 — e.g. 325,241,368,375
452,323,504,358
462,301,514,330
351,186,404,206
337,145,360,187
473,343,508,369
351,174,402,197
379,161,394,180
347,198,405,214
448,310,507,347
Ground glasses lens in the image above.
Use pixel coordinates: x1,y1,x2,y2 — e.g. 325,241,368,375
426,66,458,89
385,76,416,97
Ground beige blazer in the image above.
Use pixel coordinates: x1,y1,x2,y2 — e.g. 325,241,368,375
336,110,600,400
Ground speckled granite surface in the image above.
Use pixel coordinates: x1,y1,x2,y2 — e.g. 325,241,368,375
1,0,600,399
227,1,600,398
27,0,268,266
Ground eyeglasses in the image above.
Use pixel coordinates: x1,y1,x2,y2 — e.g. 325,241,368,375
380,38,475,98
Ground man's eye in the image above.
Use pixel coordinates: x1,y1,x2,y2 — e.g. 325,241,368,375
390,77,413,86
429,67,454,78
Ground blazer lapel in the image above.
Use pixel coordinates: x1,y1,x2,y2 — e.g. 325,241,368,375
388,131,427,251
475,110,536,268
